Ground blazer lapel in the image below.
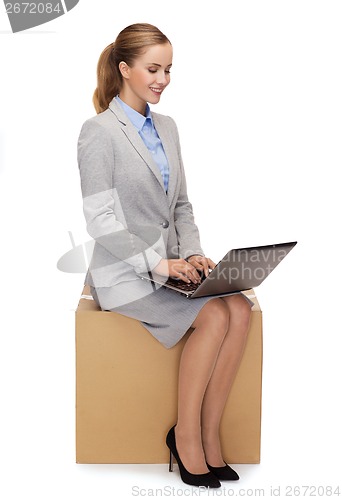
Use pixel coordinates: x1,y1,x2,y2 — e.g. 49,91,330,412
108,98,166,194
151,113,178,207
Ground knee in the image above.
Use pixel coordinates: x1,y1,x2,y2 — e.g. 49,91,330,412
230,295,252,332
197,298,230,340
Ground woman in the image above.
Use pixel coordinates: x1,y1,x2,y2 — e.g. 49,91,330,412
77,23,252,489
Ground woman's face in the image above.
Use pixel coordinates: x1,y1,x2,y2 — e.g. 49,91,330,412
119,43,173,113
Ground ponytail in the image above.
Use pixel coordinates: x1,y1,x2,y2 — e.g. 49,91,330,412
92,43,121,114
92,23,171,114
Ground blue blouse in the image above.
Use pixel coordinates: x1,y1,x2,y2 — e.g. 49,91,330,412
115,96,170,193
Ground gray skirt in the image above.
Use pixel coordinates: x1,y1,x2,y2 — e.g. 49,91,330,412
89,278,252,349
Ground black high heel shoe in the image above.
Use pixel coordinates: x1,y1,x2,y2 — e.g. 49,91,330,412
206,461,239,481
166,426,221,488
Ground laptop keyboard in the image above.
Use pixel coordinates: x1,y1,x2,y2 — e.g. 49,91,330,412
164,277,202,292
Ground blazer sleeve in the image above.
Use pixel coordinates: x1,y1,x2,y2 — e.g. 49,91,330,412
77,118,163,274
170,118,205,260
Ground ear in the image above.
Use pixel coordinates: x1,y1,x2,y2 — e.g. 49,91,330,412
119,61,130,80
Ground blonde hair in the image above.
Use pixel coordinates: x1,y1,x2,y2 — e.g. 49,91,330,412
93,23,171,114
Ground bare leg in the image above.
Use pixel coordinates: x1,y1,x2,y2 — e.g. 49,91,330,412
175,298,229,474
201,294,252,466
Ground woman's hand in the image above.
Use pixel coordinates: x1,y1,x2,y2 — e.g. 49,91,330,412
186,255,217,278
152,258,204,284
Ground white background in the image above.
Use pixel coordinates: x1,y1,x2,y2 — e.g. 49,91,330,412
0,1,341,499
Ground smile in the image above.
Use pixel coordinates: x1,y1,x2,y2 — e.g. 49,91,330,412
150,87,163,93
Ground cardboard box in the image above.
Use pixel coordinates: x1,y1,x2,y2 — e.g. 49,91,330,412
75,286,262,464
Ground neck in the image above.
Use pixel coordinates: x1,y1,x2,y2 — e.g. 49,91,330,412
118,90,147,116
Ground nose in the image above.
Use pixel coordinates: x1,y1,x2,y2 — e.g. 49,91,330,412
156,70,169,86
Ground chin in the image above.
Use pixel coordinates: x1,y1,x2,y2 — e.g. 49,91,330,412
148,96,161,105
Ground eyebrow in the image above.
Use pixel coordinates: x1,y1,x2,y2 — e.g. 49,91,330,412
146,63,172,68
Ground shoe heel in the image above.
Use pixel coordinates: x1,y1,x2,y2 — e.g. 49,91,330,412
169,450,174,472
166,425,221,488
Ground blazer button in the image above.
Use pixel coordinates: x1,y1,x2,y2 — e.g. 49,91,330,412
162,221,169,228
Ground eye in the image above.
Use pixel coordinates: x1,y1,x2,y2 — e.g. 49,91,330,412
147,68,171,74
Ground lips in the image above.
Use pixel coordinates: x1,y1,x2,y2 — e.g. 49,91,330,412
150,87,163,95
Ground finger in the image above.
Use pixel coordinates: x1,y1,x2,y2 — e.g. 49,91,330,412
183,263,201,283
208,258,217,269
192,256,209,278
187,266,201,283
176,263,196,283
199,259,210,278
176,271,191,283
190,262,204,278
169,262,190,282
190,260,204,270
188,257,206,276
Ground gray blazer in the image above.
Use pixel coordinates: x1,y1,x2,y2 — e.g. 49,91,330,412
77,97,205,288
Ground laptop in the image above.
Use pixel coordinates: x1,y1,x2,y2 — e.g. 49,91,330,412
137,241,297,299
